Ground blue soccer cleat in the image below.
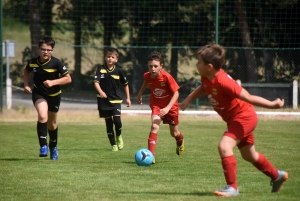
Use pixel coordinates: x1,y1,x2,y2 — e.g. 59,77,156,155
50,147,58,160
39,145,48,157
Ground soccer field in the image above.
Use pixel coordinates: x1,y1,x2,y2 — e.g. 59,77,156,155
0,114,299,201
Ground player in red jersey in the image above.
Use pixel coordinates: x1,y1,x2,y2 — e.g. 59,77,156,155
180,44,288,196
137,51,184,163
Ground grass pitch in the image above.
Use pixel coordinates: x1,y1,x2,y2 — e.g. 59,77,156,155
0,113,299,201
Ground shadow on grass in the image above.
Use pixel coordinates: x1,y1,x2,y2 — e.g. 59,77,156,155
119,191,212,196
0,158,41,161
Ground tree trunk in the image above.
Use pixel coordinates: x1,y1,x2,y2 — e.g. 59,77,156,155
29,0,41,57
73,2,82,90
235,0,258,83
170,47,178,81
43,0,54,36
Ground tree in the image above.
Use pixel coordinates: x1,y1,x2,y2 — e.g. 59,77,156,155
29,0,41,57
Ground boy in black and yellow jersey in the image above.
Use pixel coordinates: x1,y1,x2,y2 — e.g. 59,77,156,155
94,48,131,151
23,35,72,160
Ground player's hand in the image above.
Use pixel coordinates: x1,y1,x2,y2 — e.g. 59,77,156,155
137,97,142,104
179,100,189,111
159,108,169,117
24,86,32,93
273,98,284,108
99,92,107,98
43,80,54,88
126,98,131,107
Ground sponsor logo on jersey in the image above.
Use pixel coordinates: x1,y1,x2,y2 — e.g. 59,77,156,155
100,74,105,78
212,88,217,95
153,88,165,97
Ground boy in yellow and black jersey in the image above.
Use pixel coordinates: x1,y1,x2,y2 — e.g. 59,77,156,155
94,47,131,151
23,35,72,160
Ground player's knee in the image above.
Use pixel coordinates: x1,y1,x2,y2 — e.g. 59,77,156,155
151,124,159,132
113,116,122,130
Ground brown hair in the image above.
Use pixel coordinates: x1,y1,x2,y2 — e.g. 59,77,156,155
197,44,225,70
105,47,119,58
147,51,164,65
38,35,55,48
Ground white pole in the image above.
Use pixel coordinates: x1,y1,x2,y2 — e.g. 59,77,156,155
6,78,12,109
5,40,12,109
293,80,298,109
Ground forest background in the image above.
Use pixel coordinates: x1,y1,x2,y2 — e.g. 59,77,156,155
1,0,300,107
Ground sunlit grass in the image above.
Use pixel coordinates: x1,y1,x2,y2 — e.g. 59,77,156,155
0,115,299,201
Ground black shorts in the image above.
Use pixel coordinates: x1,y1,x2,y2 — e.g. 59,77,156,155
99,104,121,118
32,89,61,113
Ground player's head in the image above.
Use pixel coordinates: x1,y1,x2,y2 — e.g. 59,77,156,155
196,44,225,77
38,35,55,61
147,51,163,78
105,47,119,67
38,35,55,49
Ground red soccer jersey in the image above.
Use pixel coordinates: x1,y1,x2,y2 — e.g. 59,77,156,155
144,70,180,115
201,69,255,123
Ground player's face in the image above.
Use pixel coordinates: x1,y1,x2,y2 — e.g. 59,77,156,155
196,55,210,77
38,44,53,62
148,60,162,78
105,53,118,67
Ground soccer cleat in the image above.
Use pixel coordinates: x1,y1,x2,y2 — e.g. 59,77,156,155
116,135,124,150
176,139,185,155
39,145,48,157
214,185,239,197
152,156,156,164
50,147,58,160
112,145,118,151
270,170,288,192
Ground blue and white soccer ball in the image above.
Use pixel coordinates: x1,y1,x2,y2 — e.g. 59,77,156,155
135,148,154,166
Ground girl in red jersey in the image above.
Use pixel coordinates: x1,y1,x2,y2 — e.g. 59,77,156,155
137,51,184,163
180,44,288,197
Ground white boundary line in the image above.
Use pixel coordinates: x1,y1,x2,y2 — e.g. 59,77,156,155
121,110,300,117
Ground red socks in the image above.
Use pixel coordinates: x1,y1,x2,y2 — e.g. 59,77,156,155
221,155,237,190
221,153,279,190
252,152,278,180
148,132,157,155
175,131,183,145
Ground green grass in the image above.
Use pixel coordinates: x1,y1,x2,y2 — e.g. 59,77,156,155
0,117,299,201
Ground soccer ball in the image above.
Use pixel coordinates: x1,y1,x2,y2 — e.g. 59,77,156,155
135,148,154,166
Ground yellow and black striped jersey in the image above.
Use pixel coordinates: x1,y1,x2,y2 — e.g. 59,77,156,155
25,56,69,96
94,64,128,109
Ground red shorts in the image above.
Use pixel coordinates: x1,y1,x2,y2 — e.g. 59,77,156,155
151,106,179,126
224,112,258,149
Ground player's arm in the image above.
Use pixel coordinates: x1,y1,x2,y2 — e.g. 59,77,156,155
180,85,206,111
123,84,131,107
23,68,32,93
94,81,107,98
239,88,284,109
137,81,148,104
43,73,71,88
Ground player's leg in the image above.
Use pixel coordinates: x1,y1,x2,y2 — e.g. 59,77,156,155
148,114,161,159
239,143,288,192
48,111,58,160
47,95,60,160
168,120,184,155
113,105,123,150
214,135,239,197
34,98,49,157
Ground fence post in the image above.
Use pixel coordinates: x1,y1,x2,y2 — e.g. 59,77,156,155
195,81,199,110
293,80,298,109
